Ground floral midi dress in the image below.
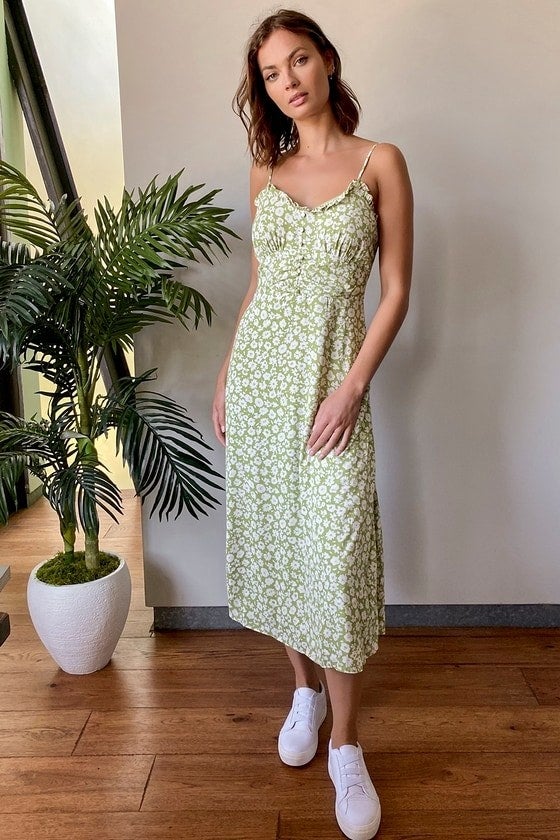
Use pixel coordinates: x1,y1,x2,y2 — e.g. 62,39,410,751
224,143,386,673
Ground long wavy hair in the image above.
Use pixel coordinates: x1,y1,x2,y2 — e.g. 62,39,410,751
233,9,361,168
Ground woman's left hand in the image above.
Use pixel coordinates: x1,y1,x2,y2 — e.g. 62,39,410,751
306,382,365,459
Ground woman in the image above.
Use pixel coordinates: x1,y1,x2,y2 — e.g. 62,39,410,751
212,9,413,840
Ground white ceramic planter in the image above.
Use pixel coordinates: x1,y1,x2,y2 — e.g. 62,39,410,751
27,556,131,674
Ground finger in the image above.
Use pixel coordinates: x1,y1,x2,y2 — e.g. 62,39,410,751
317,426,346,460
334,426,352,456
309,423,344,458
212,408,226,446
307,423,332,454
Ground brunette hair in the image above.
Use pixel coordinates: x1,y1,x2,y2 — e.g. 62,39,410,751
233,8,361,168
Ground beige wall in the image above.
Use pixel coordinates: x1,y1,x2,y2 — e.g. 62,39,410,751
115,0,560,608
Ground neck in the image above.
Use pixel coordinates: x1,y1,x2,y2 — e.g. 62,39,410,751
293,109,346,158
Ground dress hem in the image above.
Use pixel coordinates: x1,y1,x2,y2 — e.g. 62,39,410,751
228,607,384,674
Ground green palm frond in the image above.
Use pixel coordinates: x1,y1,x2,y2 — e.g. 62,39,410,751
0,454,24,524
0,412,70,471
0,257,67,336
160,276,214,327
89,277,216,351
0,160,94,249
96,371,224,520
94,172,240,289
17,322,81,389
0,160,91,250
0,239,34,263
46,453,122,531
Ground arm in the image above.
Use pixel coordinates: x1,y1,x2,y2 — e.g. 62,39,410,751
212,164,268,445
306,143,414,458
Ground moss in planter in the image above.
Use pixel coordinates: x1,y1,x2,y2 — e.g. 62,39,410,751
36,551,121,585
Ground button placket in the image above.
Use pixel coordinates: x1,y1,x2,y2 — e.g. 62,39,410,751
296,209,311,296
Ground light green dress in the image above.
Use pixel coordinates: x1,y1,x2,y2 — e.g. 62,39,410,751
224,144,386,673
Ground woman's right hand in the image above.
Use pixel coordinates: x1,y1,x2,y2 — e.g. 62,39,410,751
212,375,227,446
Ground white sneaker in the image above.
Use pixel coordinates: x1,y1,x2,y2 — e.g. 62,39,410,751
277,681,327,766
328,739,381,840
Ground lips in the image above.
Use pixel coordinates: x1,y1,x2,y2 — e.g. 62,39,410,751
289,92,307,106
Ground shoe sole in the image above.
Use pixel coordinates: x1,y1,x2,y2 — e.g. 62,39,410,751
278,704,327,766
328,753,382,840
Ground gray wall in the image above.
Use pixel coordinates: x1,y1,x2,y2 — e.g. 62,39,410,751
115,0,560,610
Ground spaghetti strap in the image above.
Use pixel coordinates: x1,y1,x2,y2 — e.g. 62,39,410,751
267,166,274,186
356,143,378,181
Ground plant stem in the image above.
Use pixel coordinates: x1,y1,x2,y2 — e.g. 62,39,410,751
77,343,101,572
84,528,100,570
60,516,76,560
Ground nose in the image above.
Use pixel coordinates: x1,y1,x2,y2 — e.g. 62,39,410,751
284,68,298,90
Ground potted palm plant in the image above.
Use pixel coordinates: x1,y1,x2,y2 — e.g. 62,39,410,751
0,160,237,673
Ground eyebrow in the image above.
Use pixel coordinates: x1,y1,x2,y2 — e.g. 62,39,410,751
261,46,306,72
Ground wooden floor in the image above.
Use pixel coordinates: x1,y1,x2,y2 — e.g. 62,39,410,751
1,496,559,840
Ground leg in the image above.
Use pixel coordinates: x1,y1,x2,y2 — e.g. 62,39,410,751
278,645,326,767
284,644,322,692
324,667,365,748
325,667,381,838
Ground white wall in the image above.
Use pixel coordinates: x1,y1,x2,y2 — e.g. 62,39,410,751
115,0,560,609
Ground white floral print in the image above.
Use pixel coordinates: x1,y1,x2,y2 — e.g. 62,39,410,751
224,146,386,673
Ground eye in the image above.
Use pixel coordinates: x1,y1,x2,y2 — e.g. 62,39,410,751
295,55,307,65
265,71,278,82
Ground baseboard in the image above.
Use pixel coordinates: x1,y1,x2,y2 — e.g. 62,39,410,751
153,604,560,631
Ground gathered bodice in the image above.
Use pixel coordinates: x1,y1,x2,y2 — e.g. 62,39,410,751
252,177,379,305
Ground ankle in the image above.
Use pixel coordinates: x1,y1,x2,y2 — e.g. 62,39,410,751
295,678,322,693
330,732,359,749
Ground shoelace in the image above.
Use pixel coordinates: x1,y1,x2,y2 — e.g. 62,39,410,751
339,755,372,798
290,693,316,730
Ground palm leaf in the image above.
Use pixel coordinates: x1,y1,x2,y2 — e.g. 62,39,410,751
0,160,92,250
0,454,24,524
89,278,216,351
46,453,122,531
94,172,239,290
0,414,74,505
95,372,224,520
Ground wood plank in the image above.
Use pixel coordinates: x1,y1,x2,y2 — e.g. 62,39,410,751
75,707,285,756
11,631,547,672
0,638,67,671
0,755,153,812
0,810,279,839
0,664,537,712
142,751,560,813
6,608,153,641
142,753,329,813
0,710,90,757
356,705,560,753
279,811,560,839
75,704,560,757
521,667,560,704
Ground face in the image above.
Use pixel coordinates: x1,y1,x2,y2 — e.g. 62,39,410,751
257,28,332,119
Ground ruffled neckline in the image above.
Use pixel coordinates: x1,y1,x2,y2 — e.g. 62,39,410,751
257,178,378,218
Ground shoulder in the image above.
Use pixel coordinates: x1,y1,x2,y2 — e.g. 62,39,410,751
362,141,412,191
250,162,270,192
369,141,408,168
249,162,270,212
